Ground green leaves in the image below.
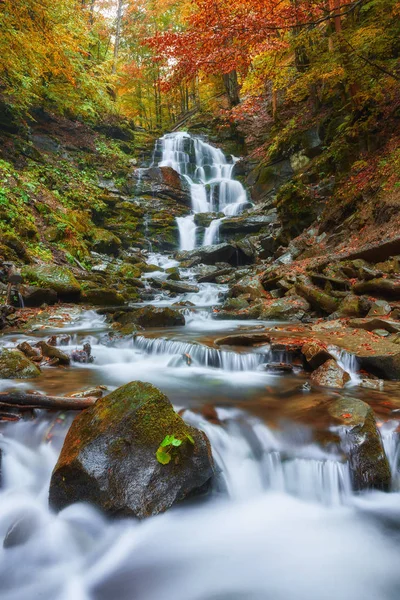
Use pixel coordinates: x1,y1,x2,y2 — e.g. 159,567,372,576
156,433,195,465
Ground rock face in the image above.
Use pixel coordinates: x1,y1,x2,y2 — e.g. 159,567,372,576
353,278,400,299
310,359,350,388
329,398,391,491
178,242,238,266
21,285,57,307
21,265,81,301
49,381,214,517
0,349,41,379
132,166,191,206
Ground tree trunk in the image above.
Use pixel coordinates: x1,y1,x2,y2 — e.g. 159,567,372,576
112,0,123,74
223,70,240,107
0,392,97,411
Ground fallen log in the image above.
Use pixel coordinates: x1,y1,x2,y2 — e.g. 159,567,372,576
0,392,97,411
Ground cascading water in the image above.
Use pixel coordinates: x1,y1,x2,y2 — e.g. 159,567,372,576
154,132,248,250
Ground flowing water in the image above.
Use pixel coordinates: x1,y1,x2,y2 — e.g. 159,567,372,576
154,132,248,250
1,133,400,599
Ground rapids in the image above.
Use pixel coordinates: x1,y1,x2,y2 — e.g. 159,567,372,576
1,132,400,600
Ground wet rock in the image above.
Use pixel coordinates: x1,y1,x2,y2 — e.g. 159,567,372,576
0,349,41,379
353,278,400,299
131,306,185,328
259,296,310,321
310,359,350,388
220,297,250,311
92,230,122,256
69,385,107,399
338,294,367,317
21,265,81,301
177,242,238,266
348,318,400,334
219,214,278,235
81,288,126,306
193,212,223,228
49,381,214,518
367,300,391,317
301,341,334,370
162,281,199,294
36,341,70,366
213,304,262,320
215,333,270,347
71,343,94,364
230,275,266,301
328,398,391,491
296,281,338,314
197,267,233,284
16,342,41,362
131,166,191,206
20,285,57,307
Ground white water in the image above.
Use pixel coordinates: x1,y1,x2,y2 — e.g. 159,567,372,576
155,132,248,250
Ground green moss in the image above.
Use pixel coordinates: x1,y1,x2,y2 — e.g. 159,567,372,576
21,264,81,296
0,349,41,379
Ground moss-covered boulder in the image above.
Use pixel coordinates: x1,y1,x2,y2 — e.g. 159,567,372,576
130,306,185,328
81,288,125,307
0,349,41,379
338,294,366,317
329,397,391,491
49,381,214,517
92,229,122,256
296,281,338,314
21,285,57,307
259,296,310,321
353,278,400,299
21,265,81,300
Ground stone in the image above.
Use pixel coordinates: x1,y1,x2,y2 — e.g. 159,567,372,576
197,267,233,284
131,306,185,328
310,359,350,388
36,341,70,365
367,300,392,317
20,285,57,307
328,398,391,491
348,318,400,334
81,288,126,306
338,294,366,317
352,278,400,299
162,281,199,294
193,212,223,228
219,214,278,235
296,281,338,314
21,265,81,301
49,381,214,517
177,243,238,266
259,296,310,321
301,340,334,370
0,349,41,379
230,275,266,301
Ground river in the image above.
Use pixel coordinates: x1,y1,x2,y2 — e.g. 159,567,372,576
0,132,400,600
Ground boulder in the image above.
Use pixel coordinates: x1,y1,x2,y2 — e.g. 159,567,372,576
348,317,400,334
353,278,400,299
162,281,199,294
219,214,278,235
0,349,41,379
259,296,310,321
36,341,70,365
21,265,81,301
198,267,233,283
296,281,338,314
338,294,366,317
328,398,391,490
131,306,185,328
194,212,223,228
310,359,350,388
178,242,238,266
230,275,266,301
301,341,334,370
81,288,126,306
20,285,57,307
49,381,214,517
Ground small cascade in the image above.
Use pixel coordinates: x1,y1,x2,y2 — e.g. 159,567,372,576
154,132,249,251
183,409,352,505
132,335,268,371
143,213,153,252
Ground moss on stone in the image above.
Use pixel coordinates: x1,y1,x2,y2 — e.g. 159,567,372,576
0,349,41,379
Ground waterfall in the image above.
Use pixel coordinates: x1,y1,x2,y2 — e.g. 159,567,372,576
155,132,248,251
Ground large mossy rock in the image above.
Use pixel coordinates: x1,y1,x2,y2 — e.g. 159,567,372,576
81,288,126,307
352,278,400,300
0,349,41,379
329,397,391,491
259,296,310,321
49,381,214,517
91,229,122,256
20,285,57,307
131,306,185,328
296,281,338,314
21,265,81,300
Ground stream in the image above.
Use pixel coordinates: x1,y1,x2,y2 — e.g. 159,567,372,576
1,132,400,600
